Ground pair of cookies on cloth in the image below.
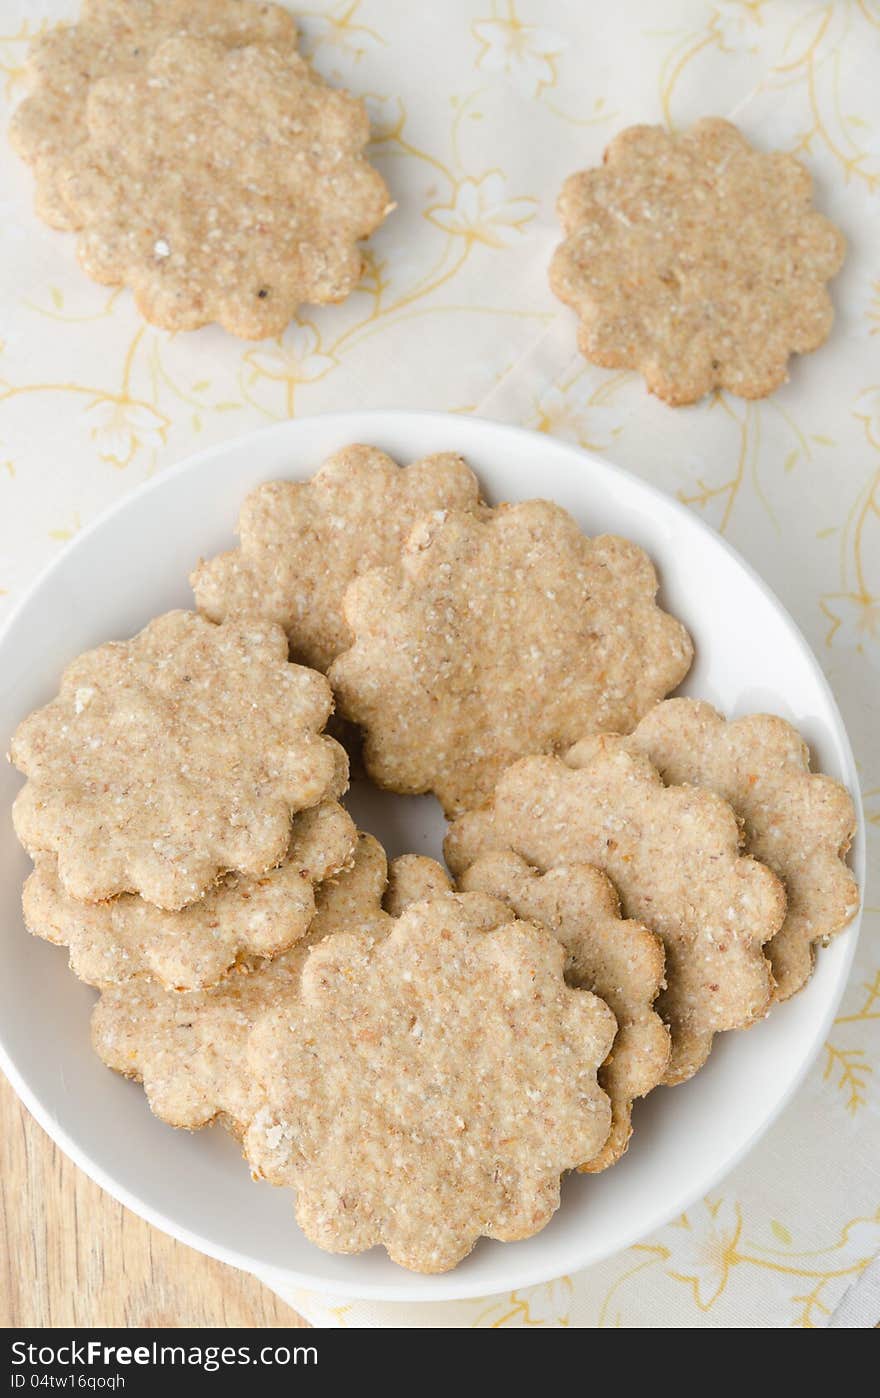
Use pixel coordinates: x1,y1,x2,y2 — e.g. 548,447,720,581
9,445,858,1274
10,9,844,400
9,0,391,337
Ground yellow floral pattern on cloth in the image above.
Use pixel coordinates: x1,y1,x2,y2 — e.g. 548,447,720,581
1,0,878,1327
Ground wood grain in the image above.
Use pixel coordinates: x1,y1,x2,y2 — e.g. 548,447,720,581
0,1071,308,1328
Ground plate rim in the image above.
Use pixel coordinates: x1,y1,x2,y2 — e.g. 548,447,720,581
0,408,865,1303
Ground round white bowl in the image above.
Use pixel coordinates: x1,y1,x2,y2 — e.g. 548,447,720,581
0,411,863,1302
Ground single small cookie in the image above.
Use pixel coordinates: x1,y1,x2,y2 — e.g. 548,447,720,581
445,735,786,1083
192,445,482,671
11,611,346,911
244,893,616,1273
10,0,299,230
550,118,845,404
60,34,390,336
23,800,356,991
329,500,693,816
627,699,859,1000
460,851,668,1171
90,837,462,1134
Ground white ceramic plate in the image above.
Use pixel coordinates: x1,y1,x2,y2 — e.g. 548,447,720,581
0,411,863,1303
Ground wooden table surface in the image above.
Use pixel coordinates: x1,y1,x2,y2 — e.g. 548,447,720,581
0,1071,308,1328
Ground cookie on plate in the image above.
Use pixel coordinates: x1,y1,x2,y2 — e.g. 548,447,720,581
90,834,437,1134
445,735,786,1083
23,800,356,992
10,0,298,230
627,699,859,1000
192,445,482,671
11,611,346,911
329,500,693,815
460,850,668,1171
244,892,616,1272
550,118,845,404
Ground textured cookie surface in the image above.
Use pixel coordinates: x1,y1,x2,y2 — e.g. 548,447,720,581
244,892,615,1273
550,118,845,404
89,832,421,1133
445,736,785,1082
329,500,693,816
59,33,389,336
24,801,356,991
460,851,668,1170
192,446,482,671
383,853,454,917
11,611,345,911
10,0,298,230
628,699,858,1000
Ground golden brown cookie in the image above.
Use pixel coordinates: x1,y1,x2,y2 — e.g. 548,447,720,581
459,850,668,1170
192,445,482,671
23,801,356,992
244,893,616,1273
550,119,845,404
11,611,346,911
445,735,786,1083
329,500,693,816
90,838,470,1135
10,0,298,231
627,699,859,1000
18,23,391,336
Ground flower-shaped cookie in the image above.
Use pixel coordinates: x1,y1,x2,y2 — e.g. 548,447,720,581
628,699,858,1000
91,837,459,1134
445,736,786,1083
244,893,615,1273
329,500,693,815
24,800,356,991
11,611,346,910
10,0,299,230
550,119,845,404
460,851,669,1170
192,446,482,671
44,33,390,336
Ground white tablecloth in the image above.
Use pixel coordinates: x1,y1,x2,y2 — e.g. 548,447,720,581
1,0,878,1328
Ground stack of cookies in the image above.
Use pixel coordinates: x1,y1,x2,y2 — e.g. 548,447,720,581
8,445,859,1274
9,0,392,338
